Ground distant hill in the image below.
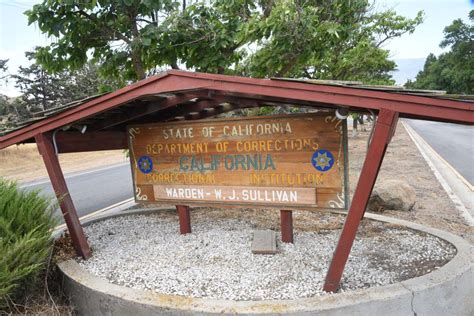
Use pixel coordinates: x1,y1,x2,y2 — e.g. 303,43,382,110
391,58,426,86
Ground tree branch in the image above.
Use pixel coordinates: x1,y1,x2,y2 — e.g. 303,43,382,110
76,9,132,45
136,18,154,24
128,8,146,80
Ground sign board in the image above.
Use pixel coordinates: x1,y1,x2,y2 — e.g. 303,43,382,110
127,112,348,209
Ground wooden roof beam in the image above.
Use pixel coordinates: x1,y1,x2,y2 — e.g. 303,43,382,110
127,97,222,124
183,99,230,120
212,91,332,109
91,91,210,131
54,131,127,153
183,98,260,121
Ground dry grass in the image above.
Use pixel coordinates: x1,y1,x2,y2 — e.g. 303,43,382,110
0,234,78,316
0,144,127,183
2,293,73,316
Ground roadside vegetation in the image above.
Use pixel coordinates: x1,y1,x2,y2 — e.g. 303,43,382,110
0,178,64,314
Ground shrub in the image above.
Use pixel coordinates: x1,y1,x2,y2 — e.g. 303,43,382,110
0,178,57,308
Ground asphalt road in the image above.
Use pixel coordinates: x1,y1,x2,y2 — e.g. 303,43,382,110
21,163,133,222
406,119,474,185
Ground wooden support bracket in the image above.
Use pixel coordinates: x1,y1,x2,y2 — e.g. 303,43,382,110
280,210,294,243
176,205,191,234
323,109,399,292
35,132,92,259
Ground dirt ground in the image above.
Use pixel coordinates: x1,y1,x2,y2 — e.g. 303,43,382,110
0,144,127,182
348,121,473,243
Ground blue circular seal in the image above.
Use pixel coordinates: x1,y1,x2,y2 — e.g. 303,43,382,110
311,149,334,172
137,156,153,174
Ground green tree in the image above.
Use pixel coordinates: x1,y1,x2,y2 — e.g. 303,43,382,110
406,10,473,94
0,60,9,117
12,52,73,113
27,0,423,84
26,0,260,80
27,0,184,81
0,95,9,119
11,52,121,115
0,59,7,81
0,61,27,127
240,3,423,83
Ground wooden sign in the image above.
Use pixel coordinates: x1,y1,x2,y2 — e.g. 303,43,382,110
127,112,348,209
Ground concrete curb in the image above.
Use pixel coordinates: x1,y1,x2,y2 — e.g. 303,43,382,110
59,209,473,315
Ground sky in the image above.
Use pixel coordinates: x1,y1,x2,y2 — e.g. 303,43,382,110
377,0,473,59
0,0,473,96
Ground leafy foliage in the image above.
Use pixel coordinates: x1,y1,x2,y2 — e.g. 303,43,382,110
0,98,29,129
159,0,256,74
0,56,121,131
0,61,29,129
0,179,57,309
0,59,7,81
27,0,184,80
406,10,474,94
240,2,422,83
0,60,10,117
12,52,75,113
26,0,423,84
12,52,122,114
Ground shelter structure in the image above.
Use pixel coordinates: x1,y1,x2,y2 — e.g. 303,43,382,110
1,70,472,292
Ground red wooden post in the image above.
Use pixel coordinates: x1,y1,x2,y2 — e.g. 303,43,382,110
35,132,92,259
176,205,191,234
280,210,294,243
323,109,398,292
361,113,399,220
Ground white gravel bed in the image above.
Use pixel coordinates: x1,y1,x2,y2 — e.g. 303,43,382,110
79,213,456,300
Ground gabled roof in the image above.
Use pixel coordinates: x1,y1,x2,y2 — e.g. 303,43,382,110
1,70,473,150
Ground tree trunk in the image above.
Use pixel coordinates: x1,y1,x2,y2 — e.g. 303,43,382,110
352,116,358,137
131,51,146,80
129,9,146,80
171,61,180,69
